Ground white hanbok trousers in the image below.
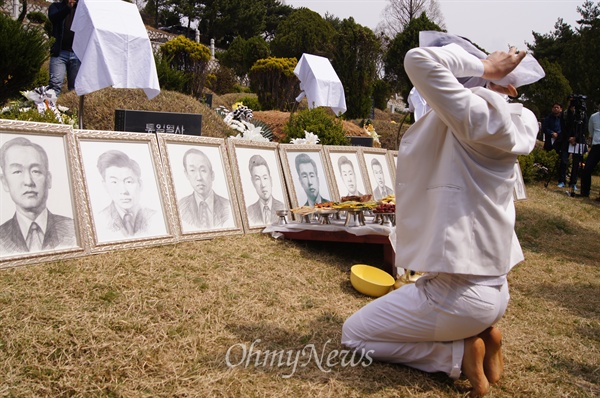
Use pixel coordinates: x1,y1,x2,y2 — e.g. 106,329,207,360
342,272,509,379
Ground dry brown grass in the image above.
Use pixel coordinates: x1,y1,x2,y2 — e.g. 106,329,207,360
1,179,599,397
58,88,235,138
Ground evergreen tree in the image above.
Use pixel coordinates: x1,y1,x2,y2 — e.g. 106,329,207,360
270,8,335,60
331,18,381,119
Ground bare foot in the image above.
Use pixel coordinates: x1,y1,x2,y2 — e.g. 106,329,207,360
462,336,490,397
479,326,504,384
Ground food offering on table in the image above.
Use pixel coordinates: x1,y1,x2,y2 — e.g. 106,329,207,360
341,194,373,203
374,194,396,214
333,200,377,211
313,201,338,214
314,201,336,209
291,206,316,216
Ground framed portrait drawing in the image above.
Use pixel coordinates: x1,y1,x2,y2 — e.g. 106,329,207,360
513,160,527,201
323,146,371,201
73,129,176,252
227,139,289,233
362,147,396,201
0,120,86,269
278,144,334,212
388,150,398,174
158,134,243,240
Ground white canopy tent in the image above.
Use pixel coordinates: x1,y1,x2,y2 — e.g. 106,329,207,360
293,53,346,115
71,0,160,127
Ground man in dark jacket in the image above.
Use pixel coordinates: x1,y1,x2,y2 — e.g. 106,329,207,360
542,103,563,153
48,0,80,97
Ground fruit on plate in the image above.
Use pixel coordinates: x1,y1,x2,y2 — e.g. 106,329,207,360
373,202,395,213
380,194,395,204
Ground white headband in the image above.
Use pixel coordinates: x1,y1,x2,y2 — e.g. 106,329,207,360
419,31,545,89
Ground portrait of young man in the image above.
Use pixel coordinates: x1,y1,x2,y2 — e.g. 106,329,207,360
369,157,394,201
93,149,164,242
177,147,232,230
246,154,284,226
294,153,330,206
336,155,363,197
0,136,76,255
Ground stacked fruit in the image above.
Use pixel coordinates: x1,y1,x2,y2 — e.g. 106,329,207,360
373,194,395,213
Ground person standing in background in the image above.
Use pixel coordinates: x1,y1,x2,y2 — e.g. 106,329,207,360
542,103,563,153
579,101,600,199
48,0,81,97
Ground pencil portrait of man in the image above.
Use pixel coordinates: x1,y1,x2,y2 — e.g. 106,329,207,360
178,148,231,230
370,157,394,201
337,155,363,197
94,149,163,241
294,153,330,206
0,136,76,255
246,154,284,226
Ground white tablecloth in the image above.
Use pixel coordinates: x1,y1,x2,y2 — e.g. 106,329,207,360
294,53,346,115
72,0,160,99
263,219,396,249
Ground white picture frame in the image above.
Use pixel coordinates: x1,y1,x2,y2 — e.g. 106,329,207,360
323,145,371,201
362,147,396,201
277,144,335,211
227,139,290,233
0,120,86,269
74,129,176,252
158,134,243,240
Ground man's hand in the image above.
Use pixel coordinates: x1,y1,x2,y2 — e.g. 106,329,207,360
481,47,527,81
68,0,77,8
482,47,526,97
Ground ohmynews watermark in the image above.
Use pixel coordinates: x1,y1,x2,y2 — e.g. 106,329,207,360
225,339,374,378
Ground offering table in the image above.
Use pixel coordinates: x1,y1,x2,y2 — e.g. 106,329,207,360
263,220,396,277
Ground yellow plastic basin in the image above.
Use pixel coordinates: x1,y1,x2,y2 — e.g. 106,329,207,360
350,264,395,297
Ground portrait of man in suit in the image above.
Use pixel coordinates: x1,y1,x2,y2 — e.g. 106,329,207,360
246,154,284,226
0,136,75,255
178,148,231,230
370,158,394,201
95,149,162,241
338,155,363,197
294,153,329,206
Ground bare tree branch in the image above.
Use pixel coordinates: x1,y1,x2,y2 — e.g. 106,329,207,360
380,0,445,37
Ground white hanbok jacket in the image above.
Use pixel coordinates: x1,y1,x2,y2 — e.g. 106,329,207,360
395,44,538,276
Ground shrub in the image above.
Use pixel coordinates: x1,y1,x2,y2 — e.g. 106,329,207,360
209,64,238,95
237,96,261,111
155,54,189,93
27,11,47,24
0,14,49,105
518,146,559,183
283,107,349,146
372,79,391,111
160,36,211,98
249,57,298,111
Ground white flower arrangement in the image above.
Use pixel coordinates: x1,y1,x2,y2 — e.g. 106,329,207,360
1,86,76,126
290,130,320,145
21,86,64,123
230,119,270,142
217,102,270,142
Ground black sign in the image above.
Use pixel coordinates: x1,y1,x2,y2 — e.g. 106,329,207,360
349,136,374,147
114,109,202,136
